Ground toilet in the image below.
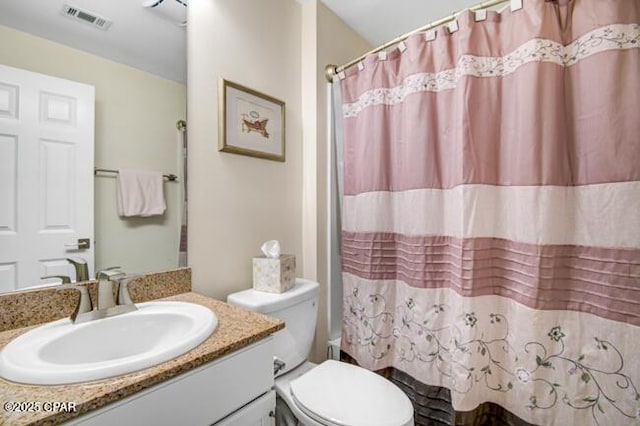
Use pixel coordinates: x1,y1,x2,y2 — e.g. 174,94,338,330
227,278,414,426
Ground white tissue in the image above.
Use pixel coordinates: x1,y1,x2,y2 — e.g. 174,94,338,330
261,240,280,259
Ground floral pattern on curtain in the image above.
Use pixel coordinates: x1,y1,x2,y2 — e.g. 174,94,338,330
337,1,640,425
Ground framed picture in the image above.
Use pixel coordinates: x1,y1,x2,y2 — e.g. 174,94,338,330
218,78,286,162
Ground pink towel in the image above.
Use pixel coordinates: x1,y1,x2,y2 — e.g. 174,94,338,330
116,169,166,217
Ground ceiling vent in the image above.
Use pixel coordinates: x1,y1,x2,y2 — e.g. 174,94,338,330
61,4,113,30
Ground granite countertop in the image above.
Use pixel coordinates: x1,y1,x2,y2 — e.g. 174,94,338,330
0,292,284,426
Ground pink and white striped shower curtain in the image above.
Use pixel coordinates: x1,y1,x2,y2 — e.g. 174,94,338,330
336,1,640,425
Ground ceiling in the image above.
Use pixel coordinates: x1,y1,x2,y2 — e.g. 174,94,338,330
0,0,186,83
0,0,496,84
320,0,493,47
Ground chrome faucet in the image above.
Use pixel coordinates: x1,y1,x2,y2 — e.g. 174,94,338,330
95,266,121,279
67,257,89,282
56,283,93,322
58,268,141,324
117,274,142,305
96,268,124,310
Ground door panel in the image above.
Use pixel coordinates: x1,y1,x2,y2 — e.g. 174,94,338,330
40,139,75,230
0,133,17,232
0,64,94,291
0,82,18,119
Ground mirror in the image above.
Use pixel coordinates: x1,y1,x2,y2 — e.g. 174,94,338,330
0,0,187,293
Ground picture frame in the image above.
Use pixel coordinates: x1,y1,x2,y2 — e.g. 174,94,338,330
218,78,286,162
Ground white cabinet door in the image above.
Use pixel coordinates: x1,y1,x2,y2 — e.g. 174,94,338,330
66,338,274,426
0,64,94,291
215,391,275,426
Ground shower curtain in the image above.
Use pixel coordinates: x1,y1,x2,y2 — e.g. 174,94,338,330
335,1,640,425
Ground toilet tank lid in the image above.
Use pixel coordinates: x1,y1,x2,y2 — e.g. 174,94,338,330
226,279,319,314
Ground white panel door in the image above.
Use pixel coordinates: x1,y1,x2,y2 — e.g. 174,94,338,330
0,64,94,292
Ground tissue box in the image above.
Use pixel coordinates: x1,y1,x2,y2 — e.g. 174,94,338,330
253,254,296,293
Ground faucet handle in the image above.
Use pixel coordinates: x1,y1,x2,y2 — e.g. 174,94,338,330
95,266,121,280
97,269,125,282
42,275,71,284
57,284,93,322
117,274,142,306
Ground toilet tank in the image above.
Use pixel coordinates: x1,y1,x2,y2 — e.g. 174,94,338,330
227,279,319,377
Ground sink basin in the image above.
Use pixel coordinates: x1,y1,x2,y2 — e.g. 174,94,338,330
0,301,217,385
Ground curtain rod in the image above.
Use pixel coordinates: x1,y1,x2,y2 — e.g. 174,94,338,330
94,168,178,182
325,0,511,82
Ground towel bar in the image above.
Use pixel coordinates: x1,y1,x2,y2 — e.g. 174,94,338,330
94,168,178,182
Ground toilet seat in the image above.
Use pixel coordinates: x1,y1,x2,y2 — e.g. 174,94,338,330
289,360,414,426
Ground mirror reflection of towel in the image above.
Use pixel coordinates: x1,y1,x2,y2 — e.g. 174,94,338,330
116,169,166,217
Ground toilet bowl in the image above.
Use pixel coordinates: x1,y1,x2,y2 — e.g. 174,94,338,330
279,360,413,426
227,279,414,426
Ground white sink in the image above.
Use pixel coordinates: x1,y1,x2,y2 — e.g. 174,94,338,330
0,301,218,385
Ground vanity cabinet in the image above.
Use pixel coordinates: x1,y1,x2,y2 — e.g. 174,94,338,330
215,390,275,426
67,337,275,426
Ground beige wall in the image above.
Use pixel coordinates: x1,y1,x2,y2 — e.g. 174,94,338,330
303,2,371,361
188,0,370,362
187,0,303,300
0,25,186,277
